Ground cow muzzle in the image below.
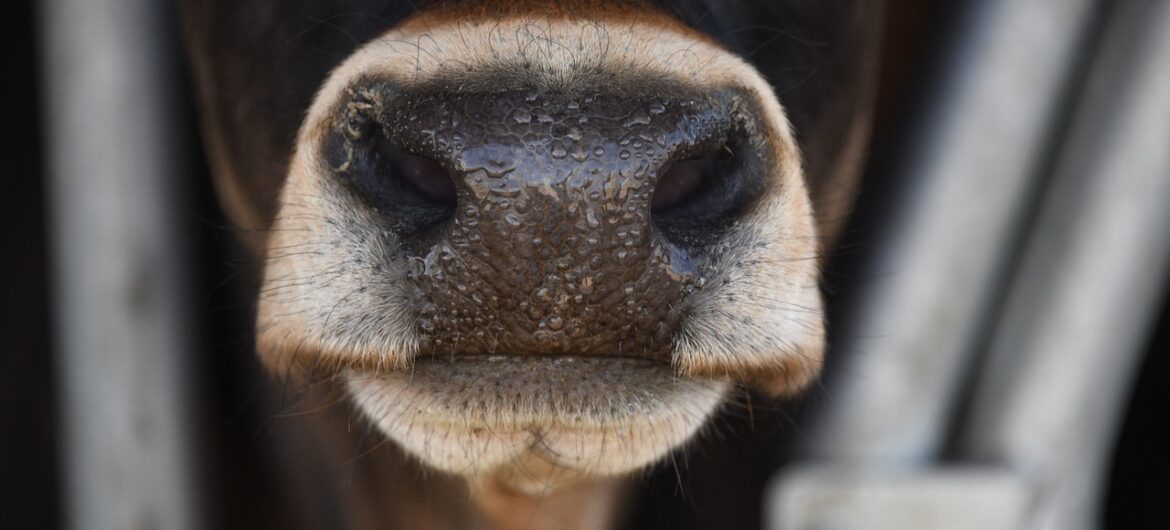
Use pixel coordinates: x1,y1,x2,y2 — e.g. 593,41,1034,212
256,12,826,485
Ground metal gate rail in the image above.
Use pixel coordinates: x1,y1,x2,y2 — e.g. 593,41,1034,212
771,1,1170,528
42,1,195,529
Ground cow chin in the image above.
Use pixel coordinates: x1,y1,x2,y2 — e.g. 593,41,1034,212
255,9,825,489
344,357,729,492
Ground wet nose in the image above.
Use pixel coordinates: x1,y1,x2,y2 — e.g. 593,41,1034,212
328,83,763,359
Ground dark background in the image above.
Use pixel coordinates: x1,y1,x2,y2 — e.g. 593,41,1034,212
3,0,1166,528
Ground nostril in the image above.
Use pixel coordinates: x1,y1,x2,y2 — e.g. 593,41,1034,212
329,120,458,238
650,138,764,247
651,159,705,214
391,149,456,206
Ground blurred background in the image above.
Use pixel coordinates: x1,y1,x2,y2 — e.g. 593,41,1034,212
2,0,1167,529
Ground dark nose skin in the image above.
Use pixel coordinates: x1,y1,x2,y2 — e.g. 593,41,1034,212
328,80,758,359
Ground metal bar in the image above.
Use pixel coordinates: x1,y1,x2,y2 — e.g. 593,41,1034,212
958,1,1170,528
768,466,1029,530
41,1,195,529
801,0,1098,463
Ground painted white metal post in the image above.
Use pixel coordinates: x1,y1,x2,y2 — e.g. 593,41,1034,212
801,0,1098,463
41,1,196,529
960,2,1170,528
770,1,1170,528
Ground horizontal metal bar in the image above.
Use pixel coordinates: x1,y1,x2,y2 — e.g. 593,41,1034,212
768,466,1030,530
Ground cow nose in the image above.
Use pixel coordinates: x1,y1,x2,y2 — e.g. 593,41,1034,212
329,85,761,359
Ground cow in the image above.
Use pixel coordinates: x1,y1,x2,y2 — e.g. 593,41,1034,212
180,1,884,528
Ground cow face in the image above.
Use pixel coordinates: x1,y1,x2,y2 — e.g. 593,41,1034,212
183,0,880,496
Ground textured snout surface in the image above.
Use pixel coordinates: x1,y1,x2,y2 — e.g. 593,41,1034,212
326,82,764,359
257,12,829,482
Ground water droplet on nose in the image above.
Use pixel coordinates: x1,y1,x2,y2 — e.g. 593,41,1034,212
579,277,594,295
586,209,600,228
551,142,568,159
491,183,522,198
512,109,532,124
566,126,583,141
593,147,605,156
623,112,651,127
648,102,666,114
570,146,588,162
548,316,564,331
619,151,630,160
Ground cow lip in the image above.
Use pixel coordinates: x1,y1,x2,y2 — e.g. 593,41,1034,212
339,352,680,387
343,355,715,430
342,354,732,478
335,351,797,395
408,352,673,366
264,335,810,397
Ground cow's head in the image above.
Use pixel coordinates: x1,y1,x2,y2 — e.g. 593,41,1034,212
184,0,879,507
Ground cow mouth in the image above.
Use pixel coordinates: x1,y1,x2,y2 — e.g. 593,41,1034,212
343,354,730,483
